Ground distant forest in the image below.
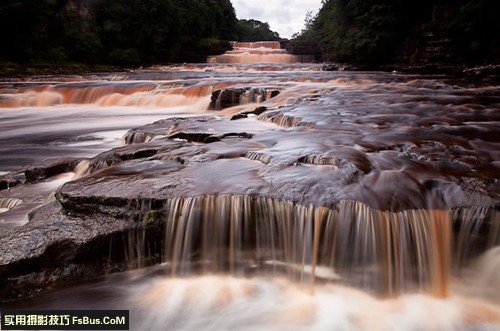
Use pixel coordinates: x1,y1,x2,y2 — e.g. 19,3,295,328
0,0,280,66
2,0,497,69
288,0,499,66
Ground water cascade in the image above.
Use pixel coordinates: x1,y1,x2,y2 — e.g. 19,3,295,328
73,160,91,179
207,41,310,64
125,196,498,297
1,55,499,329
0,83,214,108
0,197,23,213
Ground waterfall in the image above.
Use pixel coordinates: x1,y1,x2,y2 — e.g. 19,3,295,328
122,131,154,144
0,197,22,213
0,84,213,108
207,41,311,64
231,41,282,49
73,159,91,179
126,195,498,297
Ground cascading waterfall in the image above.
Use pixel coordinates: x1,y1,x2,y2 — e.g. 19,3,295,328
0,65,499,330
0,197,23,213
0,83,214,108
122,131,155,144
232,42,283,49
127,195,498,297
257,111,302,127
207,41,311,64
298,155,340,166
73,159,91,179
244,151,272,164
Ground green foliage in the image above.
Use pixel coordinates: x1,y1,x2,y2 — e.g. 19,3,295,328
0,0,238,66
108,48,141,66
289,0,499,65
197,38,232,55
0,0,57,62
236,19,280,42
62,16,103,63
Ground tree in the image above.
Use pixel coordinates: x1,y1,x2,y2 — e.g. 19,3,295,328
0,0,239,65
288,0,499,65
236,19,280,42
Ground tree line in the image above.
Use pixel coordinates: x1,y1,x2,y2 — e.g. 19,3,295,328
288,0,499,66
0,0,281,66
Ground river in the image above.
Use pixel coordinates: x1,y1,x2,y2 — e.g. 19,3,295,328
0,42,499,330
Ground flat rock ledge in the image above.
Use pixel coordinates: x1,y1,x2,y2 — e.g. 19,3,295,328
1,104,499,301
0,202,132,301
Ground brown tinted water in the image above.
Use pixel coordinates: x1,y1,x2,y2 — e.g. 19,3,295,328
0,49,499,329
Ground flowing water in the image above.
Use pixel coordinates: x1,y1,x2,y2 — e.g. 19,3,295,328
0,44,499,330
208,41,314,63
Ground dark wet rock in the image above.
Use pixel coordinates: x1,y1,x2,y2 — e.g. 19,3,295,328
25,157,80,183
53,127,370,211
0,175,20,191
373,63,500,79
124,116,272,146
463,65,500,78
322,63,367,71
322,63,343,71
54,130,493,216
169,132,215,143
112,111,499,209
179,132,254,144
123,117,219,144
211,88,245,110
297,147,372,174
379,64,454,75
84,140,188,176
209,88,280,110
0,202,136,302
219,132,254,139
231,106,269,120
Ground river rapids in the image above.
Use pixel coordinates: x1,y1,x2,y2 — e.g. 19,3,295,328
0,43,499,330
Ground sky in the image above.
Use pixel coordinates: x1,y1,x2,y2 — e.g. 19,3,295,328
231,0,323,39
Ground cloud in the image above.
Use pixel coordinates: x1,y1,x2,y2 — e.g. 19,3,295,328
231,0,323,39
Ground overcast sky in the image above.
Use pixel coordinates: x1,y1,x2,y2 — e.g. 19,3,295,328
231,0,323,39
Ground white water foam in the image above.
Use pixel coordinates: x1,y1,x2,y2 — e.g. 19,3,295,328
128,275,500,331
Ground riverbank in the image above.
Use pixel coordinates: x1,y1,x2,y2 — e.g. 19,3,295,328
2,61,499,81
322,62,500,78
0,63,124,78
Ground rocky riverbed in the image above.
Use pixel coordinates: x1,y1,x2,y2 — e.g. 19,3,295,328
0,64,498,325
